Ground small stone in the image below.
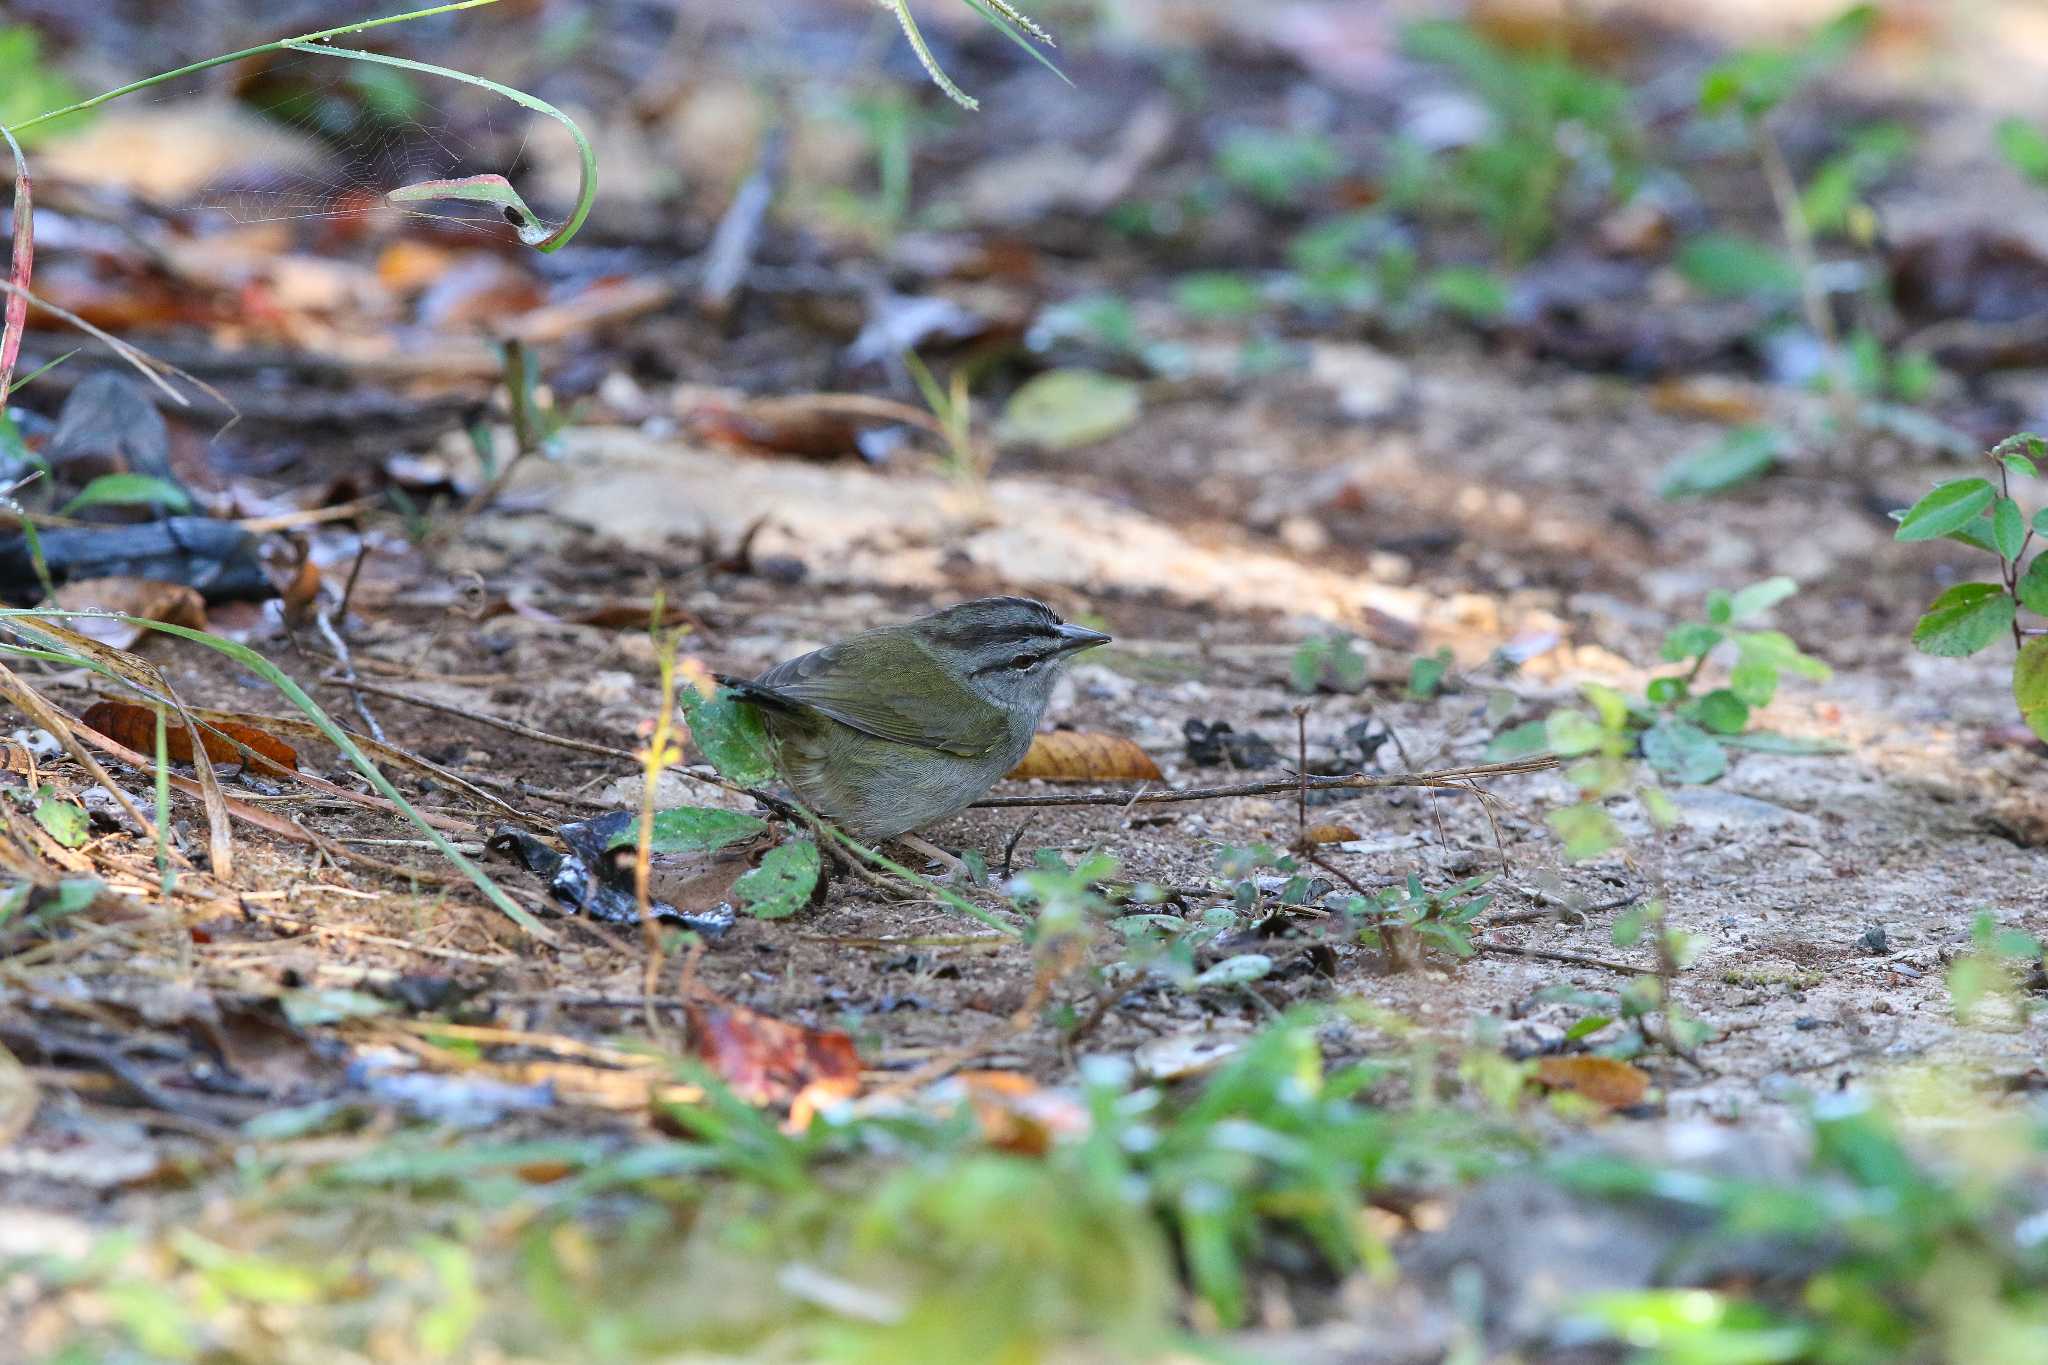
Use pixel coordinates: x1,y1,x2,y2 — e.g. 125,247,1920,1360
1278,514,1330,555
1858,925,1889,954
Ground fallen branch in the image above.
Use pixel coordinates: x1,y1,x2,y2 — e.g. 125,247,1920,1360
970,754,1559,809
1471,939,1654,977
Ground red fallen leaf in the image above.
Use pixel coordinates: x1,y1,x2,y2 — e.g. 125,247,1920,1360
683,996,861,1127
1007,731,1162,782
80,700,298,775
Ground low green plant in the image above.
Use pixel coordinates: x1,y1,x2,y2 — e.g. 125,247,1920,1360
1289,630,1370,694
1347,870,1494,962
1490,579,1832,859
1894,433,2048,740
1401,19,1640,263
1568,1096,2048,1361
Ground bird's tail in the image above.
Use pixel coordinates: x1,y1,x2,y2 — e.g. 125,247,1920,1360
712,674,798,711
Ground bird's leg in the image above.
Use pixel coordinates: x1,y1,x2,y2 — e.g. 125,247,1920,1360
895,833,973,884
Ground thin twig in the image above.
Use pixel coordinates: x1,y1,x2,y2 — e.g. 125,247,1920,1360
338,678,637,761
315,610,386,744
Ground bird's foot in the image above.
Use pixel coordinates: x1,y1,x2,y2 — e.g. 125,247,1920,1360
896,833,974,885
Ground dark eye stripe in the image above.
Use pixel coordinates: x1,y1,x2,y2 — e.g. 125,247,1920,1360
973,651,1051,677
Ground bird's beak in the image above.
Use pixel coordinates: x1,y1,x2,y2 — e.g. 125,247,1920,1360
1054,622,1112,655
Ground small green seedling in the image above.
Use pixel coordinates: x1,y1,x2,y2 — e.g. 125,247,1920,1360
1491,579,1831,859
1894,433,2048,741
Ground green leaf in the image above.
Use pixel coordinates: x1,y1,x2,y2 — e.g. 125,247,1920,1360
1545,709,1606,756
1658,426,1783,498
1734,630,1832,681
1727,577,1798,622
1719,731,1847,755
686,688,777,787
1191,953,1274,988
2018,556,2048,616
1216,128,1342,206
1582,682,1630,732
1408,648,1452,701
2015,638,2048,742
282,987,397,1027
58,472,192,517
1675,236,1798,299
735,839,820,919
1889,507,2001,554
1173,272,1263,319
1911,583,2015,657
2002,453,2040,481
1485,719,1549,760
1894,478,1996,542
1646,677,1688,705
1997,117,2048,186
1638,785,1680,828
1730,659,1779,706
1549,803,1622,861
1425,266,1508,320
998,369,1142,450
1993,497,2028,561
32,788,88,848
616,807,768,855
1564,1014,1614,1041
1693,689,1751,735
1641,721,1727,784
1662,622,1725,662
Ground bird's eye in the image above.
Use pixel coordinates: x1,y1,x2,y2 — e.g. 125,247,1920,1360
1009,654,1038,670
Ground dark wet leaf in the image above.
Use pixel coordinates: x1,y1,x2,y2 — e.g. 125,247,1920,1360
1183,719,1281,769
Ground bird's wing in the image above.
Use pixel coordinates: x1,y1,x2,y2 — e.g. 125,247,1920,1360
745,637,1009,757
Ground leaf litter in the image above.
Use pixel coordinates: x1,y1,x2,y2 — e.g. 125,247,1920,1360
3,1,2048,1358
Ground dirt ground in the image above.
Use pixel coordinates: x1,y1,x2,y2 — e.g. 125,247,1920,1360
5,0,2048,1355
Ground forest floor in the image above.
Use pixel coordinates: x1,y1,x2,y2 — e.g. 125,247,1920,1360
3,1,2046,1360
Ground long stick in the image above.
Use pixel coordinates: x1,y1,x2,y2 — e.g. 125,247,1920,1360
971,755,1558,809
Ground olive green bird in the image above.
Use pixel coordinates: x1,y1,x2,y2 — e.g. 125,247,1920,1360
720,596,1110,841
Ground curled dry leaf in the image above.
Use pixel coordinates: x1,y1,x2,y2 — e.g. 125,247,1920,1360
1534,1055,1650,1110
1301,823,1362,845
683,995,861,1130
80,700,298,775
49,578,206,649
1007,731,1162,782
929,1071,1090,1156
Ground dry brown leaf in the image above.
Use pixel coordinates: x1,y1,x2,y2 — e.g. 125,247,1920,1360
1007,731,1162,782
935,1070,1089,1155
683,996,862,1130
0,1042,36,1148
81,700,298,775
1301,823,1361,845
1534,1055,1650,1110
49,578,206,650
1648,376,1767,424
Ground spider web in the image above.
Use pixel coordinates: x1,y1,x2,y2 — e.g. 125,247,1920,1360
186,51,544,241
